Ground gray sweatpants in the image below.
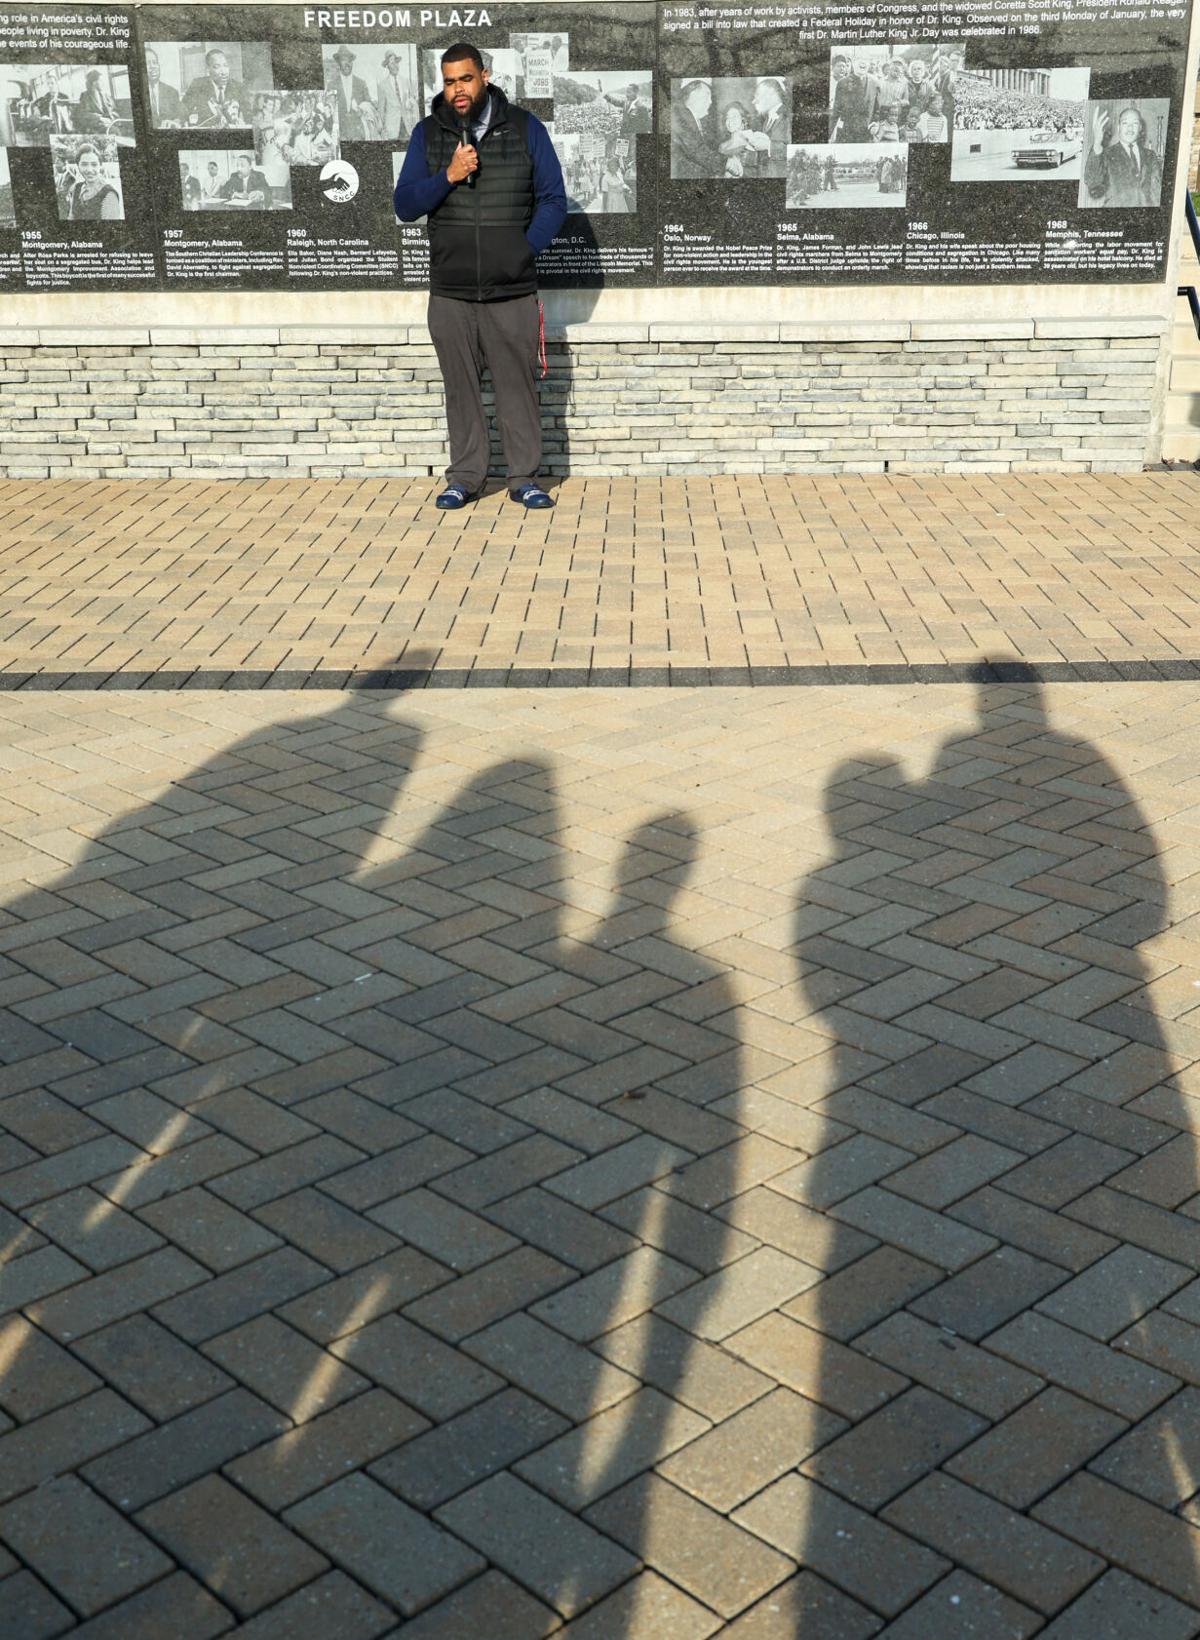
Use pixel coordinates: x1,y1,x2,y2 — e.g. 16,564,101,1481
427,292,541,494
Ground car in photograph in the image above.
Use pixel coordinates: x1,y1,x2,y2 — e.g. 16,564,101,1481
1011,129,1073,166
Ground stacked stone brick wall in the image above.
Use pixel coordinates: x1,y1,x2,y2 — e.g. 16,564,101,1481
0,317,1165,478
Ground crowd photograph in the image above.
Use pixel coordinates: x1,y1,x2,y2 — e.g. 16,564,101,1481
322,44,420,142
786,141,909,207
178,147,292,210
50,133,125,221
546,121,637,213
1079,95,1169,207
670,75,792,179
1,63,135,147
141,41,274,131
252,90,339,171
950,66,1089,180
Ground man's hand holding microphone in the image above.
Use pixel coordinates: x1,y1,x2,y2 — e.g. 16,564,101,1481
447,130,478,185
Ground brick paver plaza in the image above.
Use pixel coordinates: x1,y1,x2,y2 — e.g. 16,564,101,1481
2,470,1200,1637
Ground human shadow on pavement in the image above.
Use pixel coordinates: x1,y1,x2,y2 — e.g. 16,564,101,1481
746,662,1200,1634
0,712,751,1635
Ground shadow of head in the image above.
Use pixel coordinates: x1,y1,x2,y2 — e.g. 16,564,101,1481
613,813,699,900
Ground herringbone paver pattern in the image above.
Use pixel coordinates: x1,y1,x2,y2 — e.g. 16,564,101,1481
3,679,1200,1634
0,472,1198,676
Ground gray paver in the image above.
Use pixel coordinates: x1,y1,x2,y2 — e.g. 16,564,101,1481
287,1472,484,1616
464,1311,640,1420
65,1571,233,1639
0,1316,100,1422
515,1385,709,1509
227,1387,429,1511
800,1386,986,1510
369,1386,567,1509
72,1314,232,1421
882,1472,1105,1615
139,1474,329,1618
0,1475,171,1617
329,1314,503,1419
435,1472,639,1619
232,1570,395,1640
82,1388,288,1511
0,1389,150,1505
1035,1568,1200,1640
395,1570,562,1639
735,1473,949,1618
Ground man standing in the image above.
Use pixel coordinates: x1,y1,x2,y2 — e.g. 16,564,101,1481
1082,105,1163,207
671,78,721,177
377,49,417,141
144,47,182,127
393,43,566,512
619,82,652,137
829,54,877,143
327,47,377,141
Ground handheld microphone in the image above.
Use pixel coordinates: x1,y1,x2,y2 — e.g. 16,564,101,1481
458,115,475,186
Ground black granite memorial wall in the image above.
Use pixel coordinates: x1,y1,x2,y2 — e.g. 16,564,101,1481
0,0,1192,290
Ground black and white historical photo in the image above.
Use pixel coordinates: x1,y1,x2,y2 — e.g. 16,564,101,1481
827,45,963,143
671,75,790,179
144,42,273,131
509,31,570,98
0,147,15,227
322,44,419,142
2,63,134,147
950,67,1090,181
546,120,636,212
179,146,291,209
51,133,125,221
252,90,338,170
1079,97,1169,208
786,141,908,206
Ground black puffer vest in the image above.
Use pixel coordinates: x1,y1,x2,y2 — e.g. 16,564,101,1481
423,85,536,302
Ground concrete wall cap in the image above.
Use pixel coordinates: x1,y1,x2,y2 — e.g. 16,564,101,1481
37,327,151,346
149,327,282,346
1034,317,1167,338
911,321,1035,340
648,322,782,341
778,321,911,341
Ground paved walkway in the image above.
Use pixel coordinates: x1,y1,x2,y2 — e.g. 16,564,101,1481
1,472,1198,678
3,476,1200,1636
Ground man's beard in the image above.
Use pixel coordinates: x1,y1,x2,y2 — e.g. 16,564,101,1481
465,84,489,120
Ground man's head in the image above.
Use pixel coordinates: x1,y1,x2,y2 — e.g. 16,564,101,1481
236,152,252,173
682,79,711,118
1117,106,1143,145
382,50,401,71
907,58,927,83
333,47,356,73
831,55,851,81
207,161,218,175
754,77,785,115
145,47,160,84
205,49,229,85
440,43,488,120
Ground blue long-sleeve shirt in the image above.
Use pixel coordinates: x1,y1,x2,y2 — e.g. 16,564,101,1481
392,110,567,255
